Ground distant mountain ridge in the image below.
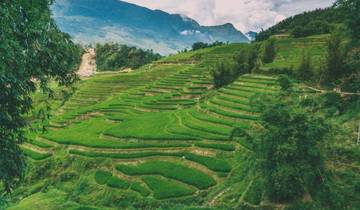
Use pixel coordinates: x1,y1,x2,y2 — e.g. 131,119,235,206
52,0,249,54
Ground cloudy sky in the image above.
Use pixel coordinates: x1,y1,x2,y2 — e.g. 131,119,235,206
123,0,335,32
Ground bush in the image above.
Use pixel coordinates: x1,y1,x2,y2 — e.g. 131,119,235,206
94,170,112,185
278,75,293,91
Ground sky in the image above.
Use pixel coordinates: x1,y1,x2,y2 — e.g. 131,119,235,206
123,0,335,32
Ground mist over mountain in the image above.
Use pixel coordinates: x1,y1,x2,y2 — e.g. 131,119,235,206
52,0,249,54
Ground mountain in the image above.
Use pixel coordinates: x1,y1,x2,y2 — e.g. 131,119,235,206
245,31,257,41
51,0,249,54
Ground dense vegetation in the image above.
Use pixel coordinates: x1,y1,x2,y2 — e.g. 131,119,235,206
256,7,346,41
191,41,225,51
95,43,161,71
1,0,359,209
0,0,81,193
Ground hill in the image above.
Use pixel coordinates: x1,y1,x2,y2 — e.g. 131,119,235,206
255,6,346,41
5,34,359,210
52,0,249,54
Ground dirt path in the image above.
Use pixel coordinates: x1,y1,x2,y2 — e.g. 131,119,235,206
78,48,96,78
306,86,360,96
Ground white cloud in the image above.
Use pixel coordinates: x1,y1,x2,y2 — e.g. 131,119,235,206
122,0,334,32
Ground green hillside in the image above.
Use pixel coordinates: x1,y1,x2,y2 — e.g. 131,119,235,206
5,35,360,210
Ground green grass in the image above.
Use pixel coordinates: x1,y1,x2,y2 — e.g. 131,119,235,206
94,170,112,185
70,150,231,172
130,182,151,197
22,148,51,160
25,139,53,149
142,176,195,199
194,142,236,151
103,112,195,141
263,35,328,70
106,176,130,189
116,161,216,189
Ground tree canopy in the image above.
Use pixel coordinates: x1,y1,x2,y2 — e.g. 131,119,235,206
95,43,161,71
254,90,330,202
0,0,81,192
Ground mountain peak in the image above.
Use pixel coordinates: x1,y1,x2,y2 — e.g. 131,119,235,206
52,0,249,54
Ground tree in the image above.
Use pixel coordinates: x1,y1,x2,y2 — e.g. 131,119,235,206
95,43,161,71
255,93,330,202
297,52,313,81
192,42,209,51
323,32,346,84
278,75,293,91
0,0,81,192
262,38,277,64
342,47,360,92
211,62,238,88
336,0,360,40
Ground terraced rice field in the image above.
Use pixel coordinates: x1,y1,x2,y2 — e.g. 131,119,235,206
24,44,280,202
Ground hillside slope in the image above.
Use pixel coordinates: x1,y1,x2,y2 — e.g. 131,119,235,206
7,37,360,210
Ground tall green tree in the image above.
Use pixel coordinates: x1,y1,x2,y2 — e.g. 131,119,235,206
262,38,277,64
324,32,345,84
297,52,313,81
254,93,330,202
336,0,360,40
0,0,81,192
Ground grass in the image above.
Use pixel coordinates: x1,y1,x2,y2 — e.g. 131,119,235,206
142,176,195,199
116,160,216,189
22,148,51,160
94,170,112,185
71,150,231,172
194,142,236,151
130,182,151,197
106,176,130,189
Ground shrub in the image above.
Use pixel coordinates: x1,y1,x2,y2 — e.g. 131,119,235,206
94,170,112,185
278,75,293,91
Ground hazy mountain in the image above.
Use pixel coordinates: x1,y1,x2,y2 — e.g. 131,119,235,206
52,0,249,54
245,31,257,41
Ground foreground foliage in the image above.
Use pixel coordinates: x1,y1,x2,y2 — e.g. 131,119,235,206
0,0,81,192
